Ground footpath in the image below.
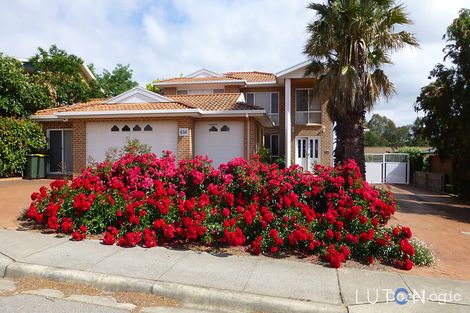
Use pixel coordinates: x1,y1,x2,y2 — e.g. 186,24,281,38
0,229,469,313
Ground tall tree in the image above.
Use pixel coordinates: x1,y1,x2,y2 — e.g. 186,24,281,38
93,64,138,97
304,0,418,175
415,9,470,198
0,53,51,117
29,45,100,105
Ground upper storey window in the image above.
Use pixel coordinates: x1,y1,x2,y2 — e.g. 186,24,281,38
245,92,279,126
295,89,321,125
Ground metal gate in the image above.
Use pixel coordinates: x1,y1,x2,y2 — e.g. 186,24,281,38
365,153,409,184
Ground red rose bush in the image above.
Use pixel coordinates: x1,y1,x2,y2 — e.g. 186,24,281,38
26,152,415,269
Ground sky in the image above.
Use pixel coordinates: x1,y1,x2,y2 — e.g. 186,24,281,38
0,0,468,126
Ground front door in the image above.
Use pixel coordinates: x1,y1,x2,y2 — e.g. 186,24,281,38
48,130,72,174
295,137,320,171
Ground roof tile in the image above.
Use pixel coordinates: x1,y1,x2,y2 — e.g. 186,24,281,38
32,93,263,117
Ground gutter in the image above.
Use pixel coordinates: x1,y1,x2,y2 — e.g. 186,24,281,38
32,109,274,128
154,80,246,86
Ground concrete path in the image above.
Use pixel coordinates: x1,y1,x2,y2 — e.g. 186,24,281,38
0,229,469,312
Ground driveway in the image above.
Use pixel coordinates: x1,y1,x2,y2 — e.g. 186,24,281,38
390,184,470,280
0,179,54,229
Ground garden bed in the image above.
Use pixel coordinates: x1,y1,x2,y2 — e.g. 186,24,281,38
26,152,416,269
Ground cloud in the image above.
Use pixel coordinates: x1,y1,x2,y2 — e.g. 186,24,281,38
0,0,466,125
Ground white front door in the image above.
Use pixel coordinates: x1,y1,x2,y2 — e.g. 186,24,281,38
295,137,320,171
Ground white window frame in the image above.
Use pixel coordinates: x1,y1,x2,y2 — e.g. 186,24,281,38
264,133,280,157
46,128,73,175
246,92,279,126
295,88,322,125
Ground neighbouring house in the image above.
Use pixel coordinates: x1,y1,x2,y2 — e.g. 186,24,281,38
17,57,96,83
31,61,334,176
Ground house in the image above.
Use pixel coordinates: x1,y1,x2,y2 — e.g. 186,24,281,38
31,61,334,176
17,57,96,83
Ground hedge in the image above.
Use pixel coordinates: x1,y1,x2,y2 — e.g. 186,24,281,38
0,117,46,177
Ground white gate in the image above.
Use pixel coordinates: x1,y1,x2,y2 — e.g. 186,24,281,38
365,153,409,184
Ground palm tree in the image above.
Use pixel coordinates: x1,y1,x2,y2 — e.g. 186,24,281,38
304,0,418,175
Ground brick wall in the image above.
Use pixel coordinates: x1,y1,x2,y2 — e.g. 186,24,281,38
162,87,177,96
72,121,86,174
224,85,241,93
177,117,194,161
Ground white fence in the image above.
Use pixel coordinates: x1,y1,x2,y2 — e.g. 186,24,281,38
365,153,410,184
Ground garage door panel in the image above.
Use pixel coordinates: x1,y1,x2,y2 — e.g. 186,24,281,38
86,121,177,162
195,121,244,167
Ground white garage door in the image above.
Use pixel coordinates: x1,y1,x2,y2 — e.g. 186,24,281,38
195,121,244,167
86,121,178,162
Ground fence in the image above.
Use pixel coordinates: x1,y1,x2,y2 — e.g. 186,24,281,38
365,153,410,184
414,171,445,192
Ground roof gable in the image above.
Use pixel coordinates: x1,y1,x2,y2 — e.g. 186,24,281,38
276,60,311,78
105,86,173,104
185,69,223,78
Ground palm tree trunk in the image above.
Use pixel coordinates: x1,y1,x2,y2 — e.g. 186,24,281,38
334,109,366,177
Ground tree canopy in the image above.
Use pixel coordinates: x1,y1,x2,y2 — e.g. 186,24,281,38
364,114,428,147
29,45,100,105
0,53,51,117
415,9,470,198
92,64,138,97
304,0,418,175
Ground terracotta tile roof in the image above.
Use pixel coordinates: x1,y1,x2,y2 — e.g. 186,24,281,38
33,99,191,116
224,71,276,83
157,76,243,84
32,93,263,117
157,71,277,84
168,93,263,111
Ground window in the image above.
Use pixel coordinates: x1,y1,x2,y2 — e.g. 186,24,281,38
111,125,119,132
144,124,153,131
133,125,141,131
177,90,188,95
209,125,218,132
295,89,321,124
221,125,230,132
122,125,130,132
264,134,280,157
246,92,279,126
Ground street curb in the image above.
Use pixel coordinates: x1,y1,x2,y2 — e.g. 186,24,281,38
4,261,347,313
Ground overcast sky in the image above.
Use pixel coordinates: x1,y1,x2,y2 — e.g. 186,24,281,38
1,0,468,125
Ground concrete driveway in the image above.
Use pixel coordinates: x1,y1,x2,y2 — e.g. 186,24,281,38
0,179,54,229
390,184,470,280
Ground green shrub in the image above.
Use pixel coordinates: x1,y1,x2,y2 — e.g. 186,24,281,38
396,147,425,182
0,117,47,177
258,147,271,164
410,238,435,266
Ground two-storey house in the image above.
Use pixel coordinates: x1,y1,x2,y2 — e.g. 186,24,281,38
32,61,333,176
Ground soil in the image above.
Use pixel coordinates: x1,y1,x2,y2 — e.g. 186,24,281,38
0,179,54,229
0,277,180,313
388,184,470,281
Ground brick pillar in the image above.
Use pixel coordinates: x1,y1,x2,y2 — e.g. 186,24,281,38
177,117,194,161
72,120,86,175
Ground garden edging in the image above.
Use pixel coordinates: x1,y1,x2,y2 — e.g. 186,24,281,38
2,260,346,313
